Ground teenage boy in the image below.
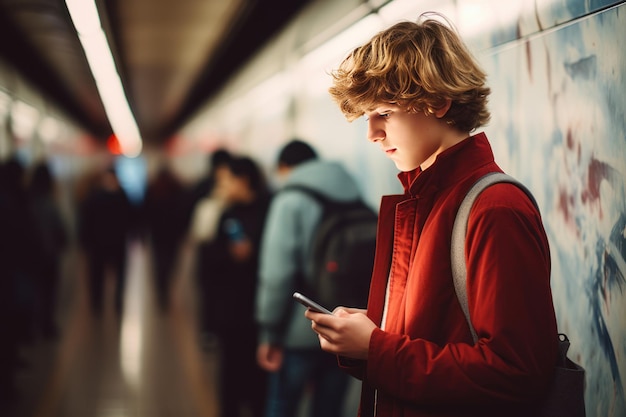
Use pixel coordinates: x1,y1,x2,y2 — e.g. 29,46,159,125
305,14,559,417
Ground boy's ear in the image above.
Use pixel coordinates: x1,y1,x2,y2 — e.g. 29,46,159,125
434,99,452,118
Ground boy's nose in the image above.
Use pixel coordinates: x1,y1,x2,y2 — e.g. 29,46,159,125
367,121,385,143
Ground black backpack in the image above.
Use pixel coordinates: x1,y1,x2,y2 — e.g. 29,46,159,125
283,185,377,310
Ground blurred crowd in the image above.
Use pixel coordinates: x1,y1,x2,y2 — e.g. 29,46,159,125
0,141,357,417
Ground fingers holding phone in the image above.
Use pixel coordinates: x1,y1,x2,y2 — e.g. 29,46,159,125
299,302,376,360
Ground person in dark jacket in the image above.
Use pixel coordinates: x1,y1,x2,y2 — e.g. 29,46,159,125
28,161,68,338
143,164,186,313
205,155,272,417
187,148,234,336
78,166,134,318
305,14,559,417
0,157,36,408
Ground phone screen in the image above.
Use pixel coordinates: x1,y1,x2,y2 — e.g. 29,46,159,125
292,292,333,315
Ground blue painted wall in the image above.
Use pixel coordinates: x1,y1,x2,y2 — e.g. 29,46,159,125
475,2,625,415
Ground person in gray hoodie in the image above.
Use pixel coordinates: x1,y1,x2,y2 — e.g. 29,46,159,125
256,139,361,417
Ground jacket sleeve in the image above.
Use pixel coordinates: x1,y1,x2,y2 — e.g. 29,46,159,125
338,356,366,380
365,185,559,407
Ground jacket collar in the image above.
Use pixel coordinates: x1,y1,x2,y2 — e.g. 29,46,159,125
397,132,495,197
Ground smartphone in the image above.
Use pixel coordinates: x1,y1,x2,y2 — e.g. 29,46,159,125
292,292,333,315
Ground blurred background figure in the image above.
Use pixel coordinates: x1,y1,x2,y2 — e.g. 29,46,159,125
188,148,234,336
0,156,36,410
143,163,187,313
78,166,134,318
256,140,360,417
27,160,68,339
201,155,272,417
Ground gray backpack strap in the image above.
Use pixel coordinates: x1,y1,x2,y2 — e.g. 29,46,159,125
450,172,539,344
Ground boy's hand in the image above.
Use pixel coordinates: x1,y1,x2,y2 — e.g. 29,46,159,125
304,308,377,360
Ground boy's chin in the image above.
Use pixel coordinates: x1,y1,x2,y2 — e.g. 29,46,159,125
396,162,420,172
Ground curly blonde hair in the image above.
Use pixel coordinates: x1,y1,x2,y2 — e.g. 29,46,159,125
329,15,490,132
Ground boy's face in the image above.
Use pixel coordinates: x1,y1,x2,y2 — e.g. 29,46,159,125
365,103,457,172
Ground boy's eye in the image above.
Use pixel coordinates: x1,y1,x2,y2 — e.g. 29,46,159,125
365,113,389,121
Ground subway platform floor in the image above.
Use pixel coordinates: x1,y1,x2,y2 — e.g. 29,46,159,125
5,239,359,417
7,240,223,417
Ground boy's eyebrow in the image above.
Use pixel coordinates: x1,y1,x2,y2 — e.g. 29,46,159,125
366,102,398,112
371,106,394,113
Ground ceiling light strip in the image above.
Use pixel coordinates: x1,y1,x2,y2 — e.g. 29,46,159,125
65,0,142,157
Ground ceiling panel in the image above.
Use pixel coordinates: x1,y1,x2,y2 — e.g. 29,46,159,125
114,0,246,141
0,0,314,146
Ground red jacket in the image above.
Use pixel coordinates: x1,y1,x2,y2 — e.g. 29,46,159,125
342,133,558,417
